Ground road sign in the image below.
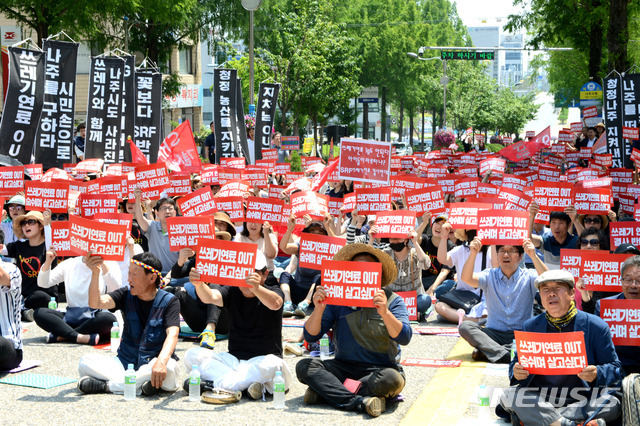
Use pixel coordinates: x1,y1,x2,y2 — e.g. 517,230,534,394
441,51,494,60
358,86,379,103
580,81,603,100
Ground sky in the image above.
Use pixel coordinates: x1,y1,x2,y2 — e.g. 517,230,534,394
453,0,526,27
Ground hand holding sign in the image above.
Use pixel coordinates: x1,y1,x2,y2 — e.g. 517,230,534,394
373,290,388,317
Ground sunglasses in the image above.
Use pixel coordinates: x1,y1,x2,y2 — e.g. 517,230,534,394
20,219,38,227
580,238,600,246
8,205,25,210
584,217,602,224
51,214,68,221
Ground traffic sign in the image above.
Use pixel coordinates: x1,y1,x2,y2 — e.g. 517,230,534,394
580,81,603,100
358,86,378,104
441,51,495,60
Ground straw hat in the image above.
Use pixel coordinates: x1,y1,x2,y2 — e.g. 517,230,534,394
578,214,609,230
215,227,232,241
214,211,236,237
13,211,45,240
332,243,397,288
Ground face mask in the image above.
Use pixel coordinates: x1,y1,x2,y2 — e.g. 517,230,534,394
389,242,406,252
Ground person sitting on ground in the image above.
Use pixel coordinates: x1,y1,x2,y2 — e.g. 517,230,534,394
575,228,610,314
499,270,623,425
459,238,548,363
528,202,578,269
0,229,23,371
77,253,182,396
185,250,291,399
35,249,122,345
296,243,412,418
416,213,456,300
1,195,26,246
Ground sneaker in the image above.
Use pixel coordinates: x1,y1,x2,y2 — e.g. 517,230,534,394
294,301,309,318
199,330,216,349
183,377,214,393
46,333,58,343
77,376,108,394
141,380,160,396
247,382,263,400
283,301,295,318
21,309,34,323
362,396,386,417
303,387,319,405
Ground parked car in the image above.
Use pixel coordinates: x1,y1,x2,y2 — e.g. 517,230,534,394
392,141,413,156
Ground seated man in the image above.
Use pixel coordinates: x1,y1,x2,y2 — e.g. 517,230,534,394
0,229,23,371
500,270,623,425
528,202,578,269
186,251,291,399
296,243,412,418
460,238,548,363
595,255,640,375
77,253,182,396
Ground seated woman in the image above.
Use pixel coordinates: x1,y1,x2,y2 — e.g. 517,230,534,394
1,195,26,246
575,228,610,314
35,249,122,345
0,229,23,371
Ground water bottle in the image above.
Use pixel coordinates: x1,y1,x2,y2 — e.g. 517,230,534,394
510,339,517,361
189,365,201,402
273,370,285,409
320,334,330,360
110,322,120,354
477,384,490,421
124,363,136,400
48,297,57,310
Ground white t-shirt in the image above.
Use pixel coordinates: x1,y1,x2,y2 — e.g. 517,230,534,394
448,245,492,294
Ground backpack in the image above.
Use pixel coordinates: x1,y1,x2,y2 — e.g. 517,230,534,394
622,373,640,426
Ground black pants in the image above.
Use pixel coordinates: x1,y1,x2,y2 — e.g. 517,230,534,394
0,337,22,371
173,285,229,335
33,308,116,342
24,290,54,310
296,358,405,411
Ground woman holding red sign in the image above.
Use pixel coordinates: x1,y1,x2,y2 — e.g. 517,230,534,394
234,219,278,273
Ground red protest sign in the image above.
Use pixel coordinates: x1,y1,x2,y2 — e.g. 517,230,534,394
242,167,268,188
479,157,506,176
355,187,392,216
290,191,329,219
477,210,529,244
135,163,170,200
24,164,43,181
557,132,573,144
457,165,478,179
167,172,192,197
341,193,356,213
501,174,527,192
268,184,286,199
477,183,500,198
570,122,583,132
339,138,391,184
217,167,244,185
75,159,104,176
475,134,485,142
593,153,613,167
51,221,74,257
454,178,479,198
600,299,640,346
448,202,493,230
216,180,250,198
623,127,640,140
201,164,218,185
560,249,582,280
610,222,640,250
25,181,69,213
177,187,217,217
79,194,118,219
213,196,244,222
69,215,128,261
374,211,417,238
502,137,513,145
0,166,24,197
425,165,449,179
620,194,636,214
245,196,285,225
166,216,215,251
93,213,133,234
533,182,573,212
396,291,418,321
610,168,633,199
298,234,347,270
256,159,276,174
515,331,587,375
405,185,445,216
328,197,343,217
580,251,633,292
275,163,291,175
538,163,561,182
583,106,598,119
220,157,246,170
321,260,382,308
196,239,257,287
572,187,612,215
262,149,278,161
390,176,427,198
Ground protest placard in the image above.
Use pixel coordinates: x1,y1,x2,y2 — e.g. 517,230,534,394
477,183,500,198
560,249,582,280
477,210,529,244
454,178,479,198
220,157,246,170
600,299,640,346
200,164,218,185
298,234,346,270
583,106,598,118
500,174,527,192
256,159,276,174
390,176,428,198
515,331,587,375
167,172,192,197
275,163,290,175
355,187,392,216
281,136,299,150
479,157,506,176
217,167,244,185
215,180,250,198
262,149,278,161
533,182,573,212
245,196,285,226
610,222,640,250
580,251,633,292
69,215,127,261
497,187,532,211
213,196,244,221
290,191,329,219
396,291,418,321
166,216,215,251
196,239,257,287
79,194,119,219
135,163,169,200
405,185,445,216
593,153,613,167
338,138,391,184
93,213,133,233
321,260,382,308
538,164,561,182
374,211,417,238
572,187,612,215
341,193,356,213
242,167,268,188
425,165,449,179
51,221,74,257
623,127,640,140
177,187,217,217
0,166,24,197
24,181,69,213
448,202,493,230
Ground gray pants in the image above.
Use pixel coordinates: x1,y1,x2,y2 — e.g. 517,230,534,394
458,321,513,363
500,387,621,425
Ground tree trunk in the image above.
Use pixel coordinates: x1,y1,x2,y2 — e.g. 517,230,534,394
381,86,387,142
409,106,414,149
587,21,604,79
431,110,436,138
607,0,629,72
421,107,425,150
363,102,369,139
398,100,404,141
354,97,358,138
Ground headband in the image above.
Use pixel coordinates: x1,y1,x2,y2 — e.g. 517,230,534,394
130,259,163,278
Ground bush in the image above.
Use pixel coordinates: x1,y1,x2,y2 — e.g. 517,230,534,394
286,150,302,172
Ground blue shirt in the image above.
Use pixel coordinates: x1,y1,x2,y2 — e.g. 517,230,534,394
477,267,539,332
542,233,578,268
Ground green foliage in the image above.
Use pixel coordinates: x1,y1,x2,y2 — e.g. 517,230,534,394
161,72,182,105
558,107,569,124
285,150,302,172
227,54,274,112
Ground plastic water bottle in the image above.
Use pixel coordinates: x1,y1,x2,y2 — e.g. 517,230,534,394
48,297,57,310
320,334,330,360
110,322,120,354
189,365,201,402
478,384,490,421
124,363,136,400
510,339,517,361
273,370,285,409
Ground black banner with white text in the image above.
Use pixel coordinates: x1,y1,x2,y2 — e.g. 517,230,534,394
133,71,163,163
214,68,238,163
254,83,280,161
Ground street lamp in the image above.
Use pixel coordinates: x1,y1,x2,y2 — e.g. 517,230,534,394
241,0,262,115
407,52,448,130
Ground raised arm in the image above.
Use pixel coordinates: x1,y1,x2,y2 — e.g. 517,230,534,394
133,188,151,233
188,268,223,306
279,214,299,255
87,254,116,310
461,237,482,288
437,222,454,267
528,201,543,248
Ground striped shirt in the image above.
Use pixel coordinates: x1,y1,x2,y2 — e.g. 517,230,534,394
0,261,23,350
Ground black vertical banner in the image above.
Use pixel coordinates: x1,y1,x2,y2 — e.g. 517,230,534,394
34,40,78,169
235,77,250,163
0,47,45,164
85,57,124,163
254,83,280,161
604,73,624,168
214,69,238,163
622,73,640,167
121,55,135,162
134,71,163,163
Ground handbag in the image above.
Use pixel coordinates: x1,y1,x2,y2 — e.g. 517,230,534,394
438,249,487,314
64,307,98,328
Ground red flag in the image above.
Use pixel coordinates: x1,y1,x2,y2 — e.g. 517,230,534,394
310,158,339,192
126,137,149,165
158,120,201,172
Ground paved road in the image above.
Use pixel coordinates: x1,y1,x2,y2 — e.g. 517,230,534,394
1,307,510,425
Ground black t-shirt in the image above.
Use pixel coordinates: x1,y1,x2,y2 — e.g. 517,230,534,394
6,240,57,298
108,287,181,329
220,284,283,360
204,133,216,163
420,235,454,288
131,220,149,252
